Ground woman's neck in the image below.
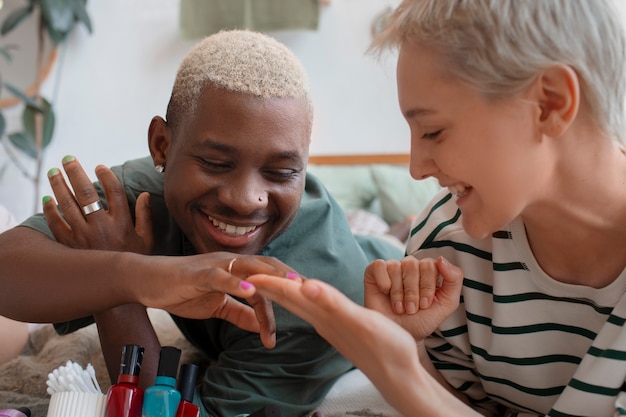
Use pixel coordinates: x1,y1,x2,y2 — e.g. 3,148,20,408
522,138,626,287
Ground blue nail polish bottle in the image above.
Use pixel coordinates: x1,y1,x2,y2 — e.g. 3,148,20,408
142,346,182,417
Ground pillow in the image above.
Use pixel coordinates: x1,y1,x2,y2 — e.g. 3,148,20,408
371,164,441,225
307,165,378,212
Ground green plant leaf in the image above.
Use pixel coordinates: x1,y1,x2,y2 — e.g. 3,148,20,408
1,4,35,36
2,82,42,109
8,131,38,159
45,26,67,45
42,104,56,147
71,0,92,33
0,49,11,63
40,0,75,34
22,97,55,152
0,112,5,138
0,44,18,63
0,160,9,180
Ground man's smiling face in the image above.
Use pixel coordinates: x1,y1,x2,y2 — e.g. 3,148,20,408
161,85,311,254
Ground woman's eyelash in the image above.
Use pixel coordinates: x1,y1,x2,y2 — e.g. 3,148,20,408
422,129,442,140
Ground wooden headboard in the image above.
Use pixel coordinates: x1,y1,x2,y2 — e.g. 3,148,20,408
308,153,410,165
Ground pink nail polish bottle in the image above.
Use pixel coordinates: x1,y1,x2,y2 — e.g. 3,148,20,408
0,408,31,417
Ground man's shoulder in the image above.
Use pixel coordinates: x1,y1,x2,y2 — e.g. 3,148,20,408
111,156,164,197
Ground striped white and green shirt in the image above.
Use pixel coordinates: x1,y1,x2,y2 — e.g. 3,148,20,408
407,190,626,417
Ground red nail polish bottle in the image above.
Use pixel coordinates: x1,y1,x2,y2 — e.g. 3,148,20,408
106,344,145,417
174,364,199,417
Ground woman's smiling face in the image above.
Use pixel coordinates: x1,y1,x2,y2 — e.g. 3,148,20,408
159,85,311,255
397,41,553,239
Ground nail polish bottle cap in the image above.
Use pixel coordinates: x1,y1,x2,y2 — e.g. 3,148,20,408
119,344,144,376
17,408,31,417
176,363,199,402
158,346,182,378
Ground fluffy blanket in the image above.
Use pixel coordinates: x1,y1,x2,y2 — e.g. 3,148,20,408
0,310,401,417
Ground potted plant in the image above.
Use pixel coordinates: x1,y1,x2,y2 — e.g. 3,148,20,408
0,0,91,213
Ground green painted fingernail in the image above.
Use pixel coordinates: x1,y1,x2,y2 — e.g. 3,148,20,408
62,155,75,163
47,168,59,177
42,195,51,204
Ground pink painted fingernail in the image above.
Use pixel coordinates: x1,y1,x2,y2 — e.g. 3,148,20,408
286,272,300,280
240,281,254,290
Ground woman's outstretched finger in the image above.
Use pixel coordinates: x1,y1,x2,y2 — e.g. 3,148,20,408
247,274,322,324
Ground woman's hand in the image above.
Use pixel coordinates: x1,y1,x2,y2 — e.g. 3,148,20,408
246,274,420,383
364,256,464,340
246,274,479,417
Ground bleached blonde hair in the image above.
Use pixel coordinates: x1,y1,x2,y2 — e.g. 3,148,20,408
371,0,626,143
166,30,312,131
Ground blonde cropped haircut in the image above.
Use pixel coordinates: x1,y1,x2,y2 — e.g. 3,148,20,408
166,30,312,132
371,0,626,143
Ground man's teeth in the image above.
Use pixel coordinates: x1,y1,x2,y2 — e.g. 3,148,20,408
210,218,257,236
448,185,469,197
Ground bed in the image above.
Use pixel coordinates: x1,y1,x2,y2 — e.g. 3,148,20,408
0,153,440,417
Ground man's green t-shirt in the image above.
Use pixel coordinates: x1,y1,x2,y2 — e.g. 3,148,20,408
21,156,402,417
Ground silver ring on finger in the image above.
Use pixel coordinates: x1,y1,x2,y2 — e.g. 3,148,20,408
81,200,104,216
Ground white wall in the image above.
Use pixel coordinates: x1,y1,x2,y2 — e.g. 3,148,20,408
0,0,405,223
4,0,626,223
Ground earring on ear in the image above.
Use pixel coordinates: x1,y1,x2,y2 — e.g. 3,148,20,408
155,164,165,173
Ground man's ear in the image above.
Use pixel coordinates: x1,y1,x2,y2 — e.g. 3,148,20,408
148,116,171,167
534,64,580,138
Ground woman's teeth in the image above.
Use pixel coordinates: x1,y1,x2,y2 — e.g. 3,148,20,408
448,184,469,197
209,217,257,236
